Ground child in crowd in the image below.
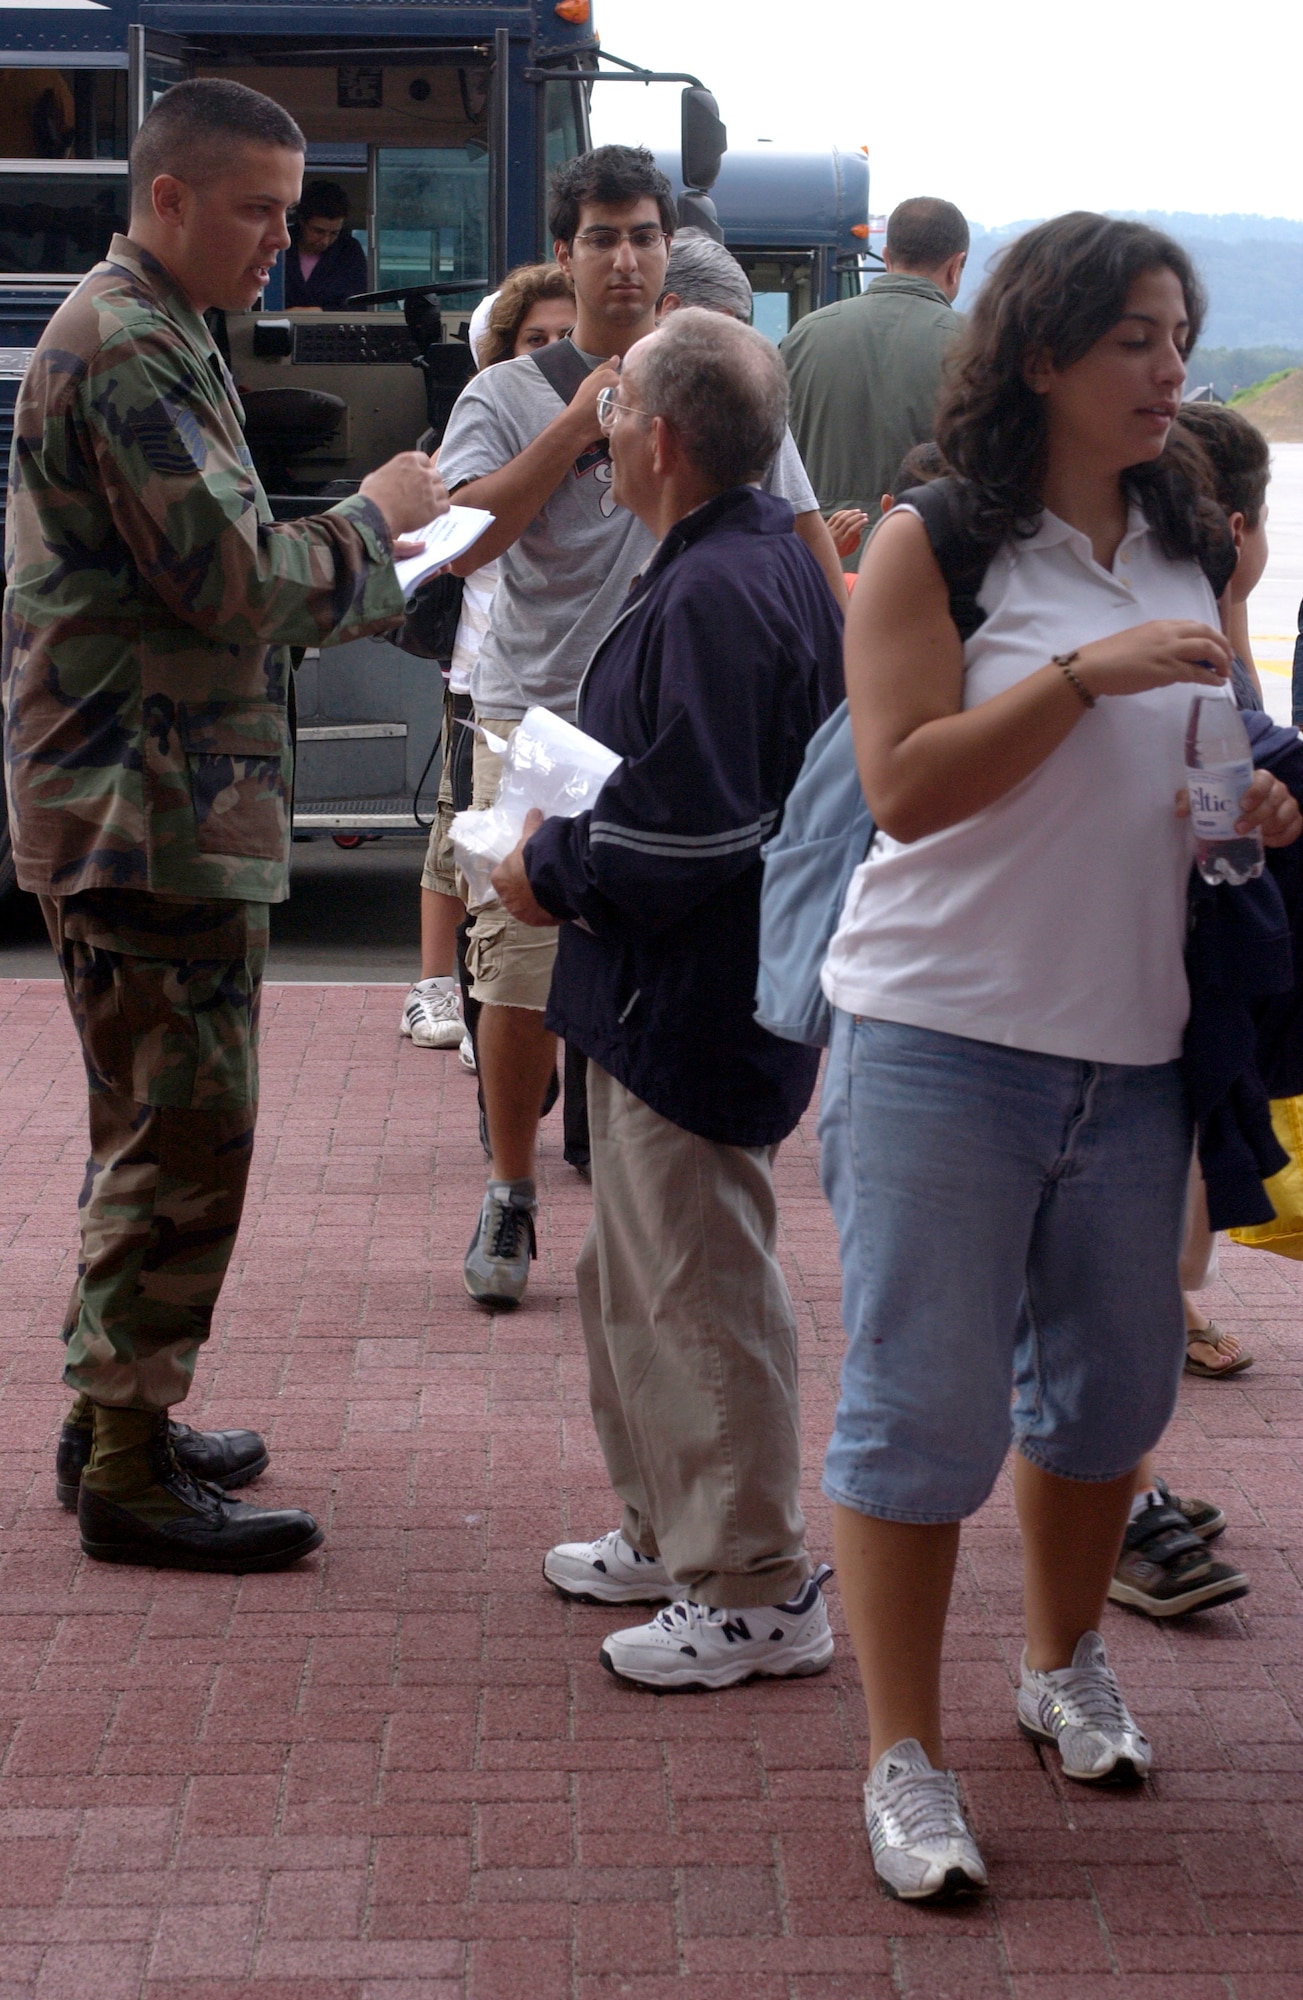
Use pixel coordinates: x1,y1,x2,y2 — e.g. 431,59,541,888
1176,400,1271,711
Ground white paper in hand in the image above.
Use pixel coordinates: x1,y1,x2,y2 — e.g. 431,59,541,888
394,506,495,599
451,706,622,909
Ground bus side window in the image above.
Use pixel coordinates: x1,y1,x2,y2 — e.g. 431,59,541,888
0,70,128,161
373,147,489,306
739,254,815,341
0,172,128,278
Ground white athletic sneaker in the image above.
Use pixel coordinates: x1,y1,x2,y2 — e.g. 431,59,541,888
401,978,463,1049
543,1529,677,1606
864,1738,988,1902
457,1028,477,1073
599,1572,834,1690
1016,1629,1152,1783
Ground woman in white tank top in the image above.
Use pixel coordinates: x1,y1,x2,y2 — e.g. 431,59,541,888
819,215,1299,1903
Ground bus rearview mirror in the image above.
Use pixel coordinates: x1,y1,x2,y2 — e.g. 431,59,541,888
681,87,726,194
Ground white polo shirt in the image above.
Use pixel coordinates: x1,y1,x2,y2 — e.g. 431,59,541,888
821,505,1218,1067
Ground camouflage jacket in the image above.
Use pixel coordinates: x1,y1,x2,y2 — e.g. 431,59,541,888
1,235,405,902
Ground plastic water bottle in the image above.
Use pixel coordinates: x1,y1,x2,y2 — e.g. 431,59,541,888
1185,693,1264,885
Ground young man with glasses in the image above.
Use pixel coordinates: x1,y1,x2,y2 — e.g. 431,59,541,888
442,148,843,1307
437,145,672,1307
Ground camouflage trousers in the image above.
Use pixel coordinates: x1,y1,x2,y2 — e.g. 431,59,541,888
40,890,268,1412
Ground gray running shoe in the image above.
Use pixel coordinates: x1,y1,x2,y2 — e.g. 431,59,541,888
864,1738,988,1902
1017,1630,1152,1782
463,1178,537,1309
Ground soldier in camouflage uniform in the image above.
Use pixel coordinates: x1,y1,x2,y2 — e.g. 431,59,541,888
1,78,446,1571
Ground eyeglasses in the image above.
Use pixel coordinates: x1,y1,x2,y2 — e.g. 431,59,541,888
573,226,669,256
596,386,655,433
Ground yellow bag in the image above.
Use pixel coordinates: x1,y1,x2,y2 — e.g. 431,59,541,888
1228,1095,1303,1259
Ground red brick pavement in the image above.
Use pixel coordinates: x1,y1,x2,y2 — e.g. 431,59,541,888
2,975,1303,1999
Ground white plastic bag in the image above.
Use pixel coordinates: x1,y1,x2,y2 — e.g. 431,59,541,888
451,706,621,908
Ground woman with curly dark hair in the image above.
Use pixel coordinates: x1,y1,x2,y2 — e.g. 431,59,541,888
476,261,575,367
817,214,1300,1901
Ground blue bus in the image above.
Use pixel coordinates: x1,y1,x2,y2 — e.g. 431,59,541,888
0,1,741,891
656,144,873,341
0,3,867,895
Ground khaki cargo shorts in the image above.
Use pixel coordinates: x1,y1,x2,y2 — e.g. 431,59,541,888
464,713,559,1012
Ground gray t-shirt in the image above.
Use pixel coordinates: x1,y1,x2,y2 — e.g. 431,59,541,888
438,348,651,724
768,427,818,513
438,352,819,722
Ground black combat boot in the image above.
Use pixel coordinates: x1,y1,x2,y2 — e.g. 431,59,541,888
57,1393,270,1509
77,1408,322,1573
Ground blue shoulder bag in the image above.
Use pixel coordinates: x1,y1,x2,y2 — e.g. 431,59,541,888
755,700,873,1048
754,478,991,1048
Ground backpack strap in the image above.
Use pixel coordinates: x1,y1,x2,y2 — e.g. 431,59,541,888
896,476,991,642
531,336,596,406
902,473,1239,632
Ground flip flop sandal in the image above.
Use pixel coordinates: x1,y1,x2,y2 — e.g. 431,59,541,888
1184,1322,1255,1379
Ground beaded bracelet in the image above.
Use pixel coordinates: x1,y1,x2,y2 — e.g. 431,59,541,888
1053,650,1096,710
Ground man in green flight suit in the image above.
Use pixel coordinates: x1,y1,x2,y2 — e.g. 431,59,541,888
780,196,968,571
1,78,447,1571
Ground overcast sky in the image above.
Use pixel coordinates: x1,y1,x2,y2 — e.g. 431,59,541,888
589,0,1301,227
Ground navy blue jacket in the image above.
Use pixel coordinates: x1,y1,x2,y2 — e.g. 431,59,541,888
1185,708,1303,1229
285,232,368,310
525,485,845,1147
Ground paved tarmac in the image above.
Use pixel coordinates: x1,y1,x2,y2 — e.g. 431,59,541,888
1252,441,1303,730
0,837,427,986
3,976,1303,1998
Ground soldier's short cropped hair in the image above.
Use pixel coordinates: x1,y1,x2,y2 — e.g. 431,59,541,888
660,229,753,321
130,80,305,213
885,197,969,272
633,306,787,491
548,144,676,244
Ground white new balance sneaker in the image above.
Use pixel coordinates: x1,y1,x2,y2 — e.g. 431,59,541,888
1016,1630,1152,1783
401,978,463,1049
599,1572,834,1691
864,1738,988,1901
543,1529,677,1606
457,1028,477,1073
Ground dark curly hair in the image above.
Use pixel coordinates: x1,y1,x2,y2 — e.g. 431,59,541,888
478,262,574,367
1174,400,1270,528
936,212,1230,578
548,144,676,244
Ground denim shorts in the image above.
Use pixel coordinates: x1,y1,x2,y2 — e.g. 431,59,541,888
819,1013,1191,1523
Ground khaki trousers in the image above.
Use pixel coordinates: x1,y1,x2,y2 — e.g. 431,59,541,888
578,1063,810,1609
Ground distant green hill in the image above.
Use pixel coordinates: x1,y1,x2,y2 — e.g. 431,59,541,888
1230,367,1303,442
958,213,1303,350
1187,347,1303,400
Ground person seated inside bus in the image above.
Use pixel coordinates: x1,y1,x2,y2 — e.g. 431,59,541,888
285,180,367,310
0,69,75,159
